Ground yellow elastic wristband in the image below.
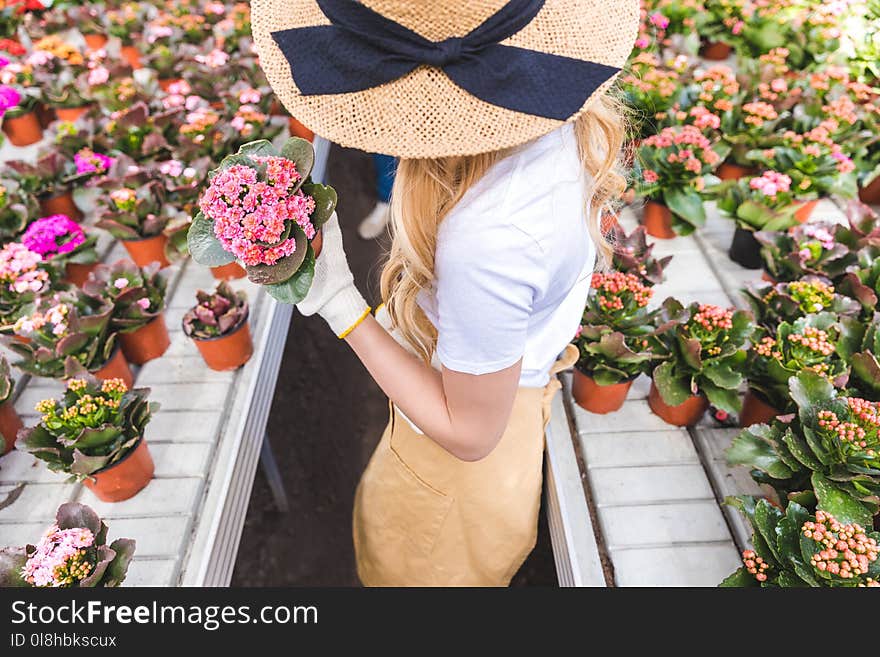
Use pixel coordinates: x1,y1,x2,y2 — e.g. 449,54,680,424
337,306,372,339
374,303,385,315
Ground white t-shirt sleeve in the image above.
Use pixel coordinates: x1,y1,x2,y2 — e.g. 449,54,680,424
434,221,547,376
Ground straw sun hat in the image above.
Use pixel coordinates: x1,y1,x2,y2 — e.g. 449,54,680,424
252,0,639,158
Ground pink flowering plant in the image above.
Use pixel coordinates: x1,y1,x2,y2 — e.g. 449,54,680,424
0,503,135,588
17,373,155,481
182,281,248,340
155,157,209,215
82,260,166,335
715,171,801,233
621,52,686,139
635,125,724,235
21,214,98,269
756,222,852,283
721,497,879,587
189,138,337,304
727,372,880,527
696,0,748,49
650,299,754,413
0,241,55,324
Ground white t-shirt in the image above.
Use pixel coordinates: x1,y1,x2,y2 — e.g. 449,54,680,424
417,123,595,388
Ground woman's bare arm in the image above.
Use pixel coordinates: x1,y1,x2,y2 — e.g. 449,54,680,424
344,314,521,461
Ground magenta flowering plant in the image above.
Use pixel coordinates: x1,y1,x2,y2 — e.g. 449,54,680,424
73,148,114,177
0,82,20,118
21,214,98,268
189,138,337,304
0,502,135,588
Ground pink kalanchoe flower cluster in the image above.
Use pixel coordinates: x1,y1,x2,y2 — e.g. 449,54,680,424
749,171,792,198
690,304,734,332
741,549,770,582
0,242,50,295
754,336,781,359
74,148,113,175
803,511,878,582
13,303,69,337
21,525,95,587
590,271,652,313
817,398,880,457
21,215,86,258
199,157,317,267
787,326,835,356
801,224,835,251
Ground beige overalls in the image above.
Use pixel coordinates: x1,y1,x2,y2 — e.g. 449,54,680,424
353,343,578,587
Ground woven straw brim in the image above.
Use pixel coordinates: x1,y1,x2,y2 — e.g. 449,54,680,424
252,0,639,158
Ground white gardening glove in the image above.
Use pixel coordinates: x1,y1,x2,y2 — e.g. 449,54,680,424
296,212,370,338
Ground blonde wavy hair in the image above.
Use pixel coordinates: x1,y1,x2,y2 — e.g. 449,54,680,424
380,93,628,364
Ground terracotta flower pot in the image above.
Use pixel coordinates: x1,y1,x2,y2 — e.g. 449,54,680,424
700,40,732,60
83,439,154,503
54,105,91,123
122,234,170,269
793,199,819,224
210,261,246,281
119,314,170,365
718,162,757,181
1,111,43,146
642,200,676,239
648,382,709,426
572,368,635,414
740,388,781,427
121,45,142,69
761,271,776,284
64,261,99,288
729,226,763,269
92,347,134,389
191,318,253,371
36,103,55,128
858,178,880,205
0,400,23,456
39,191,82,222
158,77,183,92
83,33,108,51
288,116,314,141
311,229,323,259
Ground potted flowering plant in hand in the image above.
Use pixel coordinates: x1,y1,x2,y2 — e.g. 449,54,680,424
715,171,801,268
742,278,861,332
6,291,132,387
756,222,851,284
649,299,753,425
606,223,672,287
0,242,54,326
188,138,337,303
727,372,880,527
635,125,723,239
96,174,170,269
0,355,22,456
21,214,99,287
571,271,658,414
0,177,37,241
17,375,156,502
0,502,135,587
83,261,168,366
743,313,860,426
720,497,879,587
183,281,251,371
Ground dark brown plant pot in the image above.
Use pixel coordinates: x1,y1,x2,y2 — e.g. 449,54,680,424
739,388,781,427
122,234,170,269
572,368,636,414
39,191,82,222
858,178,880,205
191,319,253,371
92,347,134,389
121,45,142,69
0,400,23,456
83,439,154,503
793,199,819,224
1,111,43,146
36,103,55,128
642,200,676,239
83,33,108,51
718,163,757,181
700,40,732,60
64,261,99,288
119,314,170,365
648,382,709,426
288,116,314,142
311,229,323,259
158,77,183,92
55,105,92,123
210,261,246,281
729,226,763,269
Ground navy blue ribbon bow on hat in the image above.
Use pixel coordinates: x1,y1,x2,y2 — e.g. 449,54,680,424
270,0,620,120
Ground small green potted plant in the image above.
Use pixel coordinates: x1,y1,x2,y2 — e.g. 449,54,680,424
727,372,880,528
649,299,753,426
17,374,157,502
571,271,658,414
635,125,724,239
742,277,861,332
182,281,252,371
83,260,169,366
0,355,22,456
0,502,136,587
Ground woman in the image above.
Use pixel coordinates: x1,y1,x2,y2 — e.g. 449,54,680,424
253,0,638,585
